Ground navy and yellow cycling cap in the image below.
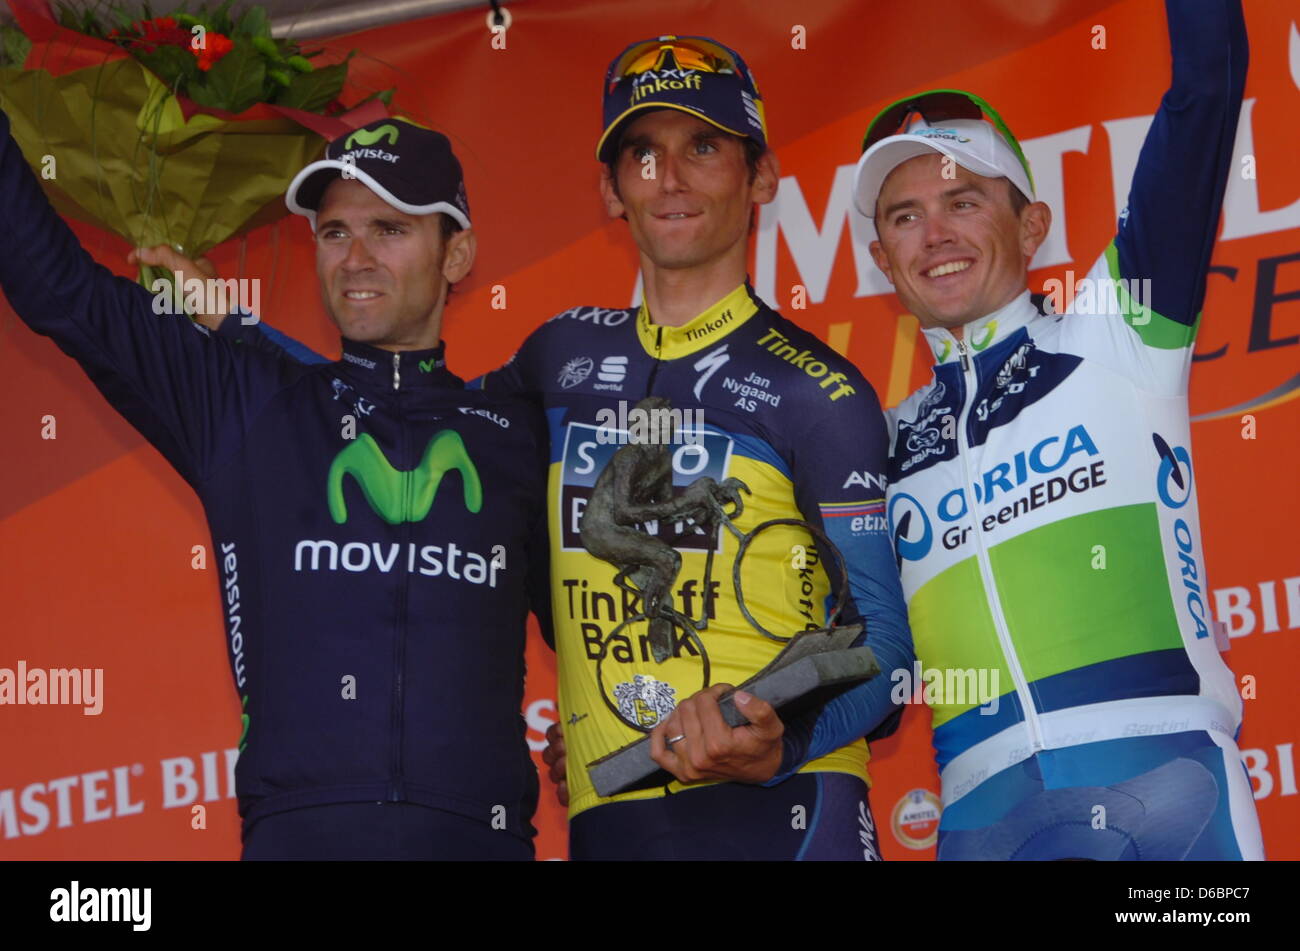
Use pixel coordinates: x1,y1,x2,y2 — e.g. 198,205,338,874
597,35,768,162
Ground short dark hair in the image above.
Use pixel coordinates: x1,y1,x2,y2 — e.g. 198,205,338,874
439,213,464,297
1006,179,1030,216
603,130,766,199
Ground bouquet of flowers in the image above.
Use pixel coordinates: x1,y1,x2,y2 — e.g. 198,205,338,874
0,0,392,289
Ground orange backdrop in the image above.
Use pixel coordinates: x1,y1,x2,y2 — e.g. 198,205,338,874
2,0,1297,861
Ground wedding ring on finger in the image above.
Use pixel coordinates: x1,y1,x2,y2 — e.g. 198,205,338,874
665,733,687,748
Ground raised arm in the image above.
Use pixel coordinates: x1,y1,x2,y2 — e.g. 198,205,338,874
0,109,290,484
1112,0,1248,335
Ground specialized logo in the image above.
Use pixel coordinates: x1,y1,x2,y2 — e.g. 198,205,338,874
613,674,677,729
859,799,882,861
344,124,401,150
692,344,730,399
891,789,941,850
755,328,856,400
1153,432,1193,509
558,356,593,389
328,431,481,525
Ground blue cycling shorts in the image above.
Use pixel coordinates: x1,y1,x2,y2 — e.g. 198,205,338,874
569,772,881,861
937,731,1265,860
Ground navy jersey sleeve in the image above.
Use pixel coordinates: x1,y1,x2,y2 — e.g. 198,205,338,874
1113,0,1247,327
768,383,915,782
218,314,332,365
473,323,547,397
0,110,293,486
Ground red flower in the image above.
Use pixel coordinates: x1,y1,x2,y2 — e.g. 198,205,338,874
195,33,235,72
118,16,190,54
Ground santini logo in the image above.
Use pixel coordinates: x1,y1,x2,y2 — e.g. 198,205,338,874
50,881,150,931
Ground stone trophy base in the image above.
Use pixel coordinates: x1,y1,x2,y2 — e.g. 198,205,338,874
587,624,879,798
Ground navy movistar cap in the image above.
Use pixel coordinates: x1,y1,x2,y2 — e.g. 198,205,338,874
286,117,471,230
597,35,768,163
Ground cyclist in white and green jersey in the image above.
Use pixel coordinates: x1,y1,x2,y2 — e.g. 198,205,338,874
833,0,1259,859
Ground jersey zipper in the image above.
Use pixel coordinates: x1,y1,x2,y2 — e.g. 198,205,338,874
644,326,664,395
389,353,409,800
953,334,1044,753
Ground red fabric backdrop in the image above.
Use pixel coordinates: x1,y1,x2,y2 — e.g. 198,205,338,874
2,0,1297,860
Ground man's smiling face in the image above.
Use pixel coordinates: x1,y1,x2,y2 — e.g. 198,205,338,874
601,109,774,272
314,177,449,349
869,153,1049,333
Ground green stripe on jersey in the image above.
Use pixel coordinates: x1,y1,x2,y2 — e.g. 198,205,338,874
1104,242,1199,349
908,558,1012,727
989,503,1182,681
908,504,1182,726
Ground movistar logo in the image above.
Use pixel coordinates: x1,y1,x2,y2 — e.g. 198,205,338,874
345,124,400,150
418,358,440,373
328,431,482,525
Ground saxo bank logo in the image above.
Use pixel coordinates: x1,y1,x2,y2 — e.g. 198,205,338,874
888,492,933,566
328,431,482,524
1152,432,1193,509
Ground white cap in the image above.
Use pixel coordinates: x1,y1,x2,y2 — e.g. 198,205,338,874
853,117,1034,219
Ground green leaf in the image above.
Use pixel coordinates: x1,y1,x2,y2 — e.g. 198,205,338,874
274,62,346,113
235,5,270,39
0,26,31,68
188,43,266,113
134,44,202,89
353,87,396,109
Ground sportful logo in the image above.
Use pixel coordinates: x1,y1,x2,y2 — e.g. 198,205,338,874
345,124,401,150
328,431,482,525
598,356,628,383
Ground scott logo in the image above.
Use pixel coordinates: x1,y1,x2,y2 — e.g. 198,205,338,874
344,124,400,150
328,431,481,525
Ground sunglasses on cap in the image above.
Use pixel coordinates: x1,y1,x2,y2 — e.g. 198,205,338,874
607,35,754,91
861,88,1035,193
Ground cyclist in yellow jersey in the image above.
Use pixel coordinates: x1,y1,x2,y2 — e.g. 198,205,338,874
482,36,913,860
